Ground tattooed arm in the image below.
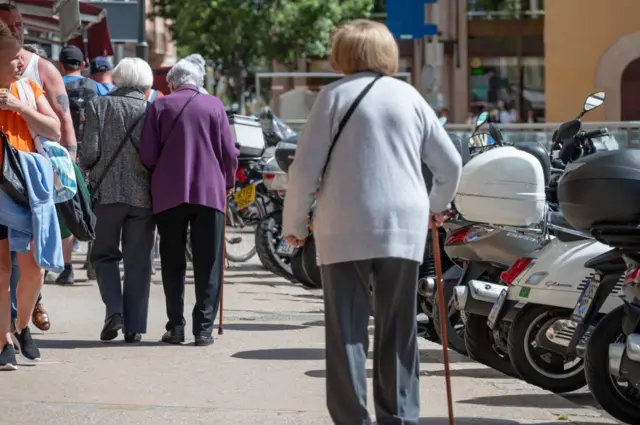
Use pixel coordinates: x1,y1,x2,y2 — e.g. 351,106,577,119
39,59,78,160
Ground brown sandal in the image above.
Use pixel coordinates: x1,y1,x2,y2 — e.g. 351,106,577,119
32,303,51,331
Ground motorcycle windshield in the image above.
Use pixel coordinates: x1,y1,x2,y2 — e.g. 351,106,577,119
272,115,298,140
591,134,619,151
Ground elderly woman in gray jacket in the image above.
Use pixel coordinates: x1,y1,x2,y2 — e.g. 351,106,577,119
79,58,155,344
282,20,463,425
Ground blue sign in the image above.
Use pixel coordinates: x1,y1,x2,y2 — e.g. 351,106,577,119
386,0,439,40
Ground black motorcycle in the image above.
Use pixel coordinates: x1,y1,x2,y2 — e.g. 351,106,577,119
557,148,640,425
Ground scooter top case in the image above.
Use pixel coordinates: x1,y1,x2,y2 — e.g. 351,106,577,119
559,149,640,242
505,237,624,312
456,146,547,227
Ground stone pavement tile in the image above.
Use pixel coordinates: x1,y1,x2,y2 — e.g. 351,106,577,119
0,253,617,425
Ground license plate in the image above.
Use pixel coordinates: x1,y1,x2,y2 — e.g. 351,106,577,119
233,184,256,209
487,289,508,330
276,240,295,256
571,277,601,323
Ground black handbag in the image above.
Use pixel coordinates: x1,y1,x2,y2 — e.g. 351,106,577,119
0,130,29,207
56,162,96,242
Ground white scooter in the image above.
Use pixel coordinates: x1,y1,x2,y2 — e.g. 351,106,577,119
491,236,624,393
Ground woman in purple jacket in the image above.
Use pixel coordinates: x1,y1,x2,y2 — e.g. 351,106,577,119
139,60,239,347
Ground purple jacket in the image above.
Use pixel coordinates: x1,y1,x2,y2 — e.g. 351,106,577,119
139,86,239,214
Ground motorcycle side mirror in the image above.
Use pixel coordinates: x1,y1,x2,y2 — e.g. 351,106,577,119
439,117,448,126
469,132,494,148
557,119,582,141
488,123,504,146
577,91,605,119
471,111,489,136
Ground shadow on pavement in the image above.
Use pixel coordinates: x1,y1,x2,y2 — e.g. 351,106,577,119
424,367,512,379
35,339,166,349
222,323,308,331
457,393,584,409
226,264,267,272
232,348,458,362
291,294,324,300
561,391,599,408
416,418,604,425
227,280,295,287
301,320,325,327
232,348,325,361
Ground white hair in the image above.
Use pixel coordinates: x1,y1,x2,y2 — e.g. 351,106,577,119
185,54,206,73
167,59,204,88
112,57,154,90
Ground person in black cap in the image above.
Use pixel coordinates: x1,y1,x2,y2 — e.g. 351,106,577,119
90,56,115,96
56,45,99,286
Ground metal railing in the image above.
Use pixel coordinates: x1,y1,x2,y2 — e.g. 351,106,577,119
282,120,640,150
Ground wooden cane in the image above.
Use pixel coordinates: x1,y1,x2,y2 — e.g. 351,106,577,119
431,220,456,425
218,208,227,335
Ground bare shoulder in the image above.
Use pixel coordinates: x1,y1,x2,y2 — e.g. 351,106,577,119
37,59,66,93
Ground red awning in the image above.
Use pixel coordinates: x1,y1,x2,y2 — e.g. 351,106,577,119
17,0,113,58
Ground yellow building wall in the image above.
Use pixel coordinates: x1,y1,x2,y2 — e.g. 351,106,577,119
545,0,640,122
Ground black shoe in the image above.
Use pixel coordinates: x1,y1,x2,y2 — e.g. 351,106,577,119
13,326,40,363
0,344,17,371
124,333,142,343
161,326,185,345
100,314,124,341
55,264,75,285
86,264,97,281
194,335,214,347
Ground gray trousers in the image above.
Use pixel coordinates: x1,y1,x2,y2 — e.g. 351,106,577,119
90,203,155,334
321,258,420,425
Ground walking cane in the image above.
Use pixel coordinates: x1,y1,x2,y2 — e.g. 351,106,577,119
218,208,227,335
431,218,456,425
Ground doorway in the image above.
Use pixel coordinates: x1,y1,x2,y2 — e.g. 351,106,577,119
621,57,640,120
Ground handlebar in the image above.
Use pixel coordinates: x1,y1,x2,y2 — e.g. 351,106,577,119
575,128,608,141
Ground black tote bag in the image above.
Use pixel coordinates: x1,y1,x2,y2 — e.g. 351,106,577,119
0,130,29,207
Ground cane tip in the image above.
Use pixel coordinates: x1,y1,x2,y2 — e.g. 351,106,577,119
217,329,224,335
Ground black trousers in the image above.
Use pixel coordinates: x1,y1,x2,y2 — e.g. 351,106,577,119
155,203,225,337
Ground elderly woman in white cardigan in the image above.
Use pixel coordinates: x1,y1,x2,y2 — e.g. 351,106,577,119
282,19,462,425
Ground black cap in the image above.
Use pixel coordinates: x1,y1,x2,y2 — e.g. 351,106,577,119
58,45,84,65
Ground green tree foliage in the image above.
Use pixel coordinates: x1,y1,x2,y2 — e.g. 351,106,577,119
152,0,374,102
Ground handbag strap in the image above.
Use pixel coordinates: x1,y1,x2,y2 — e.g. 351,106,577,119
319,73,383,182
91,109,147,197
159,91,200,152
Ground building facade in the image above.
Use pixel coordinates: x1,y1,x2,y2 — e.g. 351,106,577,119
270,0,545,123
545,0,640,122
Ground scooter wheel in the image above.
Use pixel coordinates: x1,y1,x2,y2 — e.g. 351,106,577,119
464,313,517,377
585,305,640,425
507,305,586,393
432,279,468,356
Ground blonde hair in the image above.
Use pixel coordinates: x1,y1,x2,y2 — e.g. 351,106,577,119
330,19,399,76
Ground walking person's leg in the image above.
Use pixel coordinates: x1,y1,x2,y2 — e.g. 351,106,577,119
121,206,155,342
9,252,19,327
0,229,17,370
320,260,374,425
14,244,45,363
189,205,225,346
90,203,128,341
371,258,421,425
55,215,76,285
155,204,190,344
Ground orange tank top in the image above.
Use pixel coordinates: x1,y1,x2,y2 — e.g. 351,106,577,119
0,80,44,163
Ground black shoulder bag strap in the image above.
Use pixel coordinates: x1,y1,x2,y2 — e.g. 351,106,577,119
91,110,147,197
159,91,200,152
319,74,383,182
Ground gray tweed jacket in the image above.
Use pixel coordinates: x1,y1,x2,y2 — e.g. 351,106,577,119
79,88,151,209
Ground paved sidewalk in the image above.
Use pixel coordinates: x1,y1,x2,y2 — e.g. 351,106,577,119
0,251,619,425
